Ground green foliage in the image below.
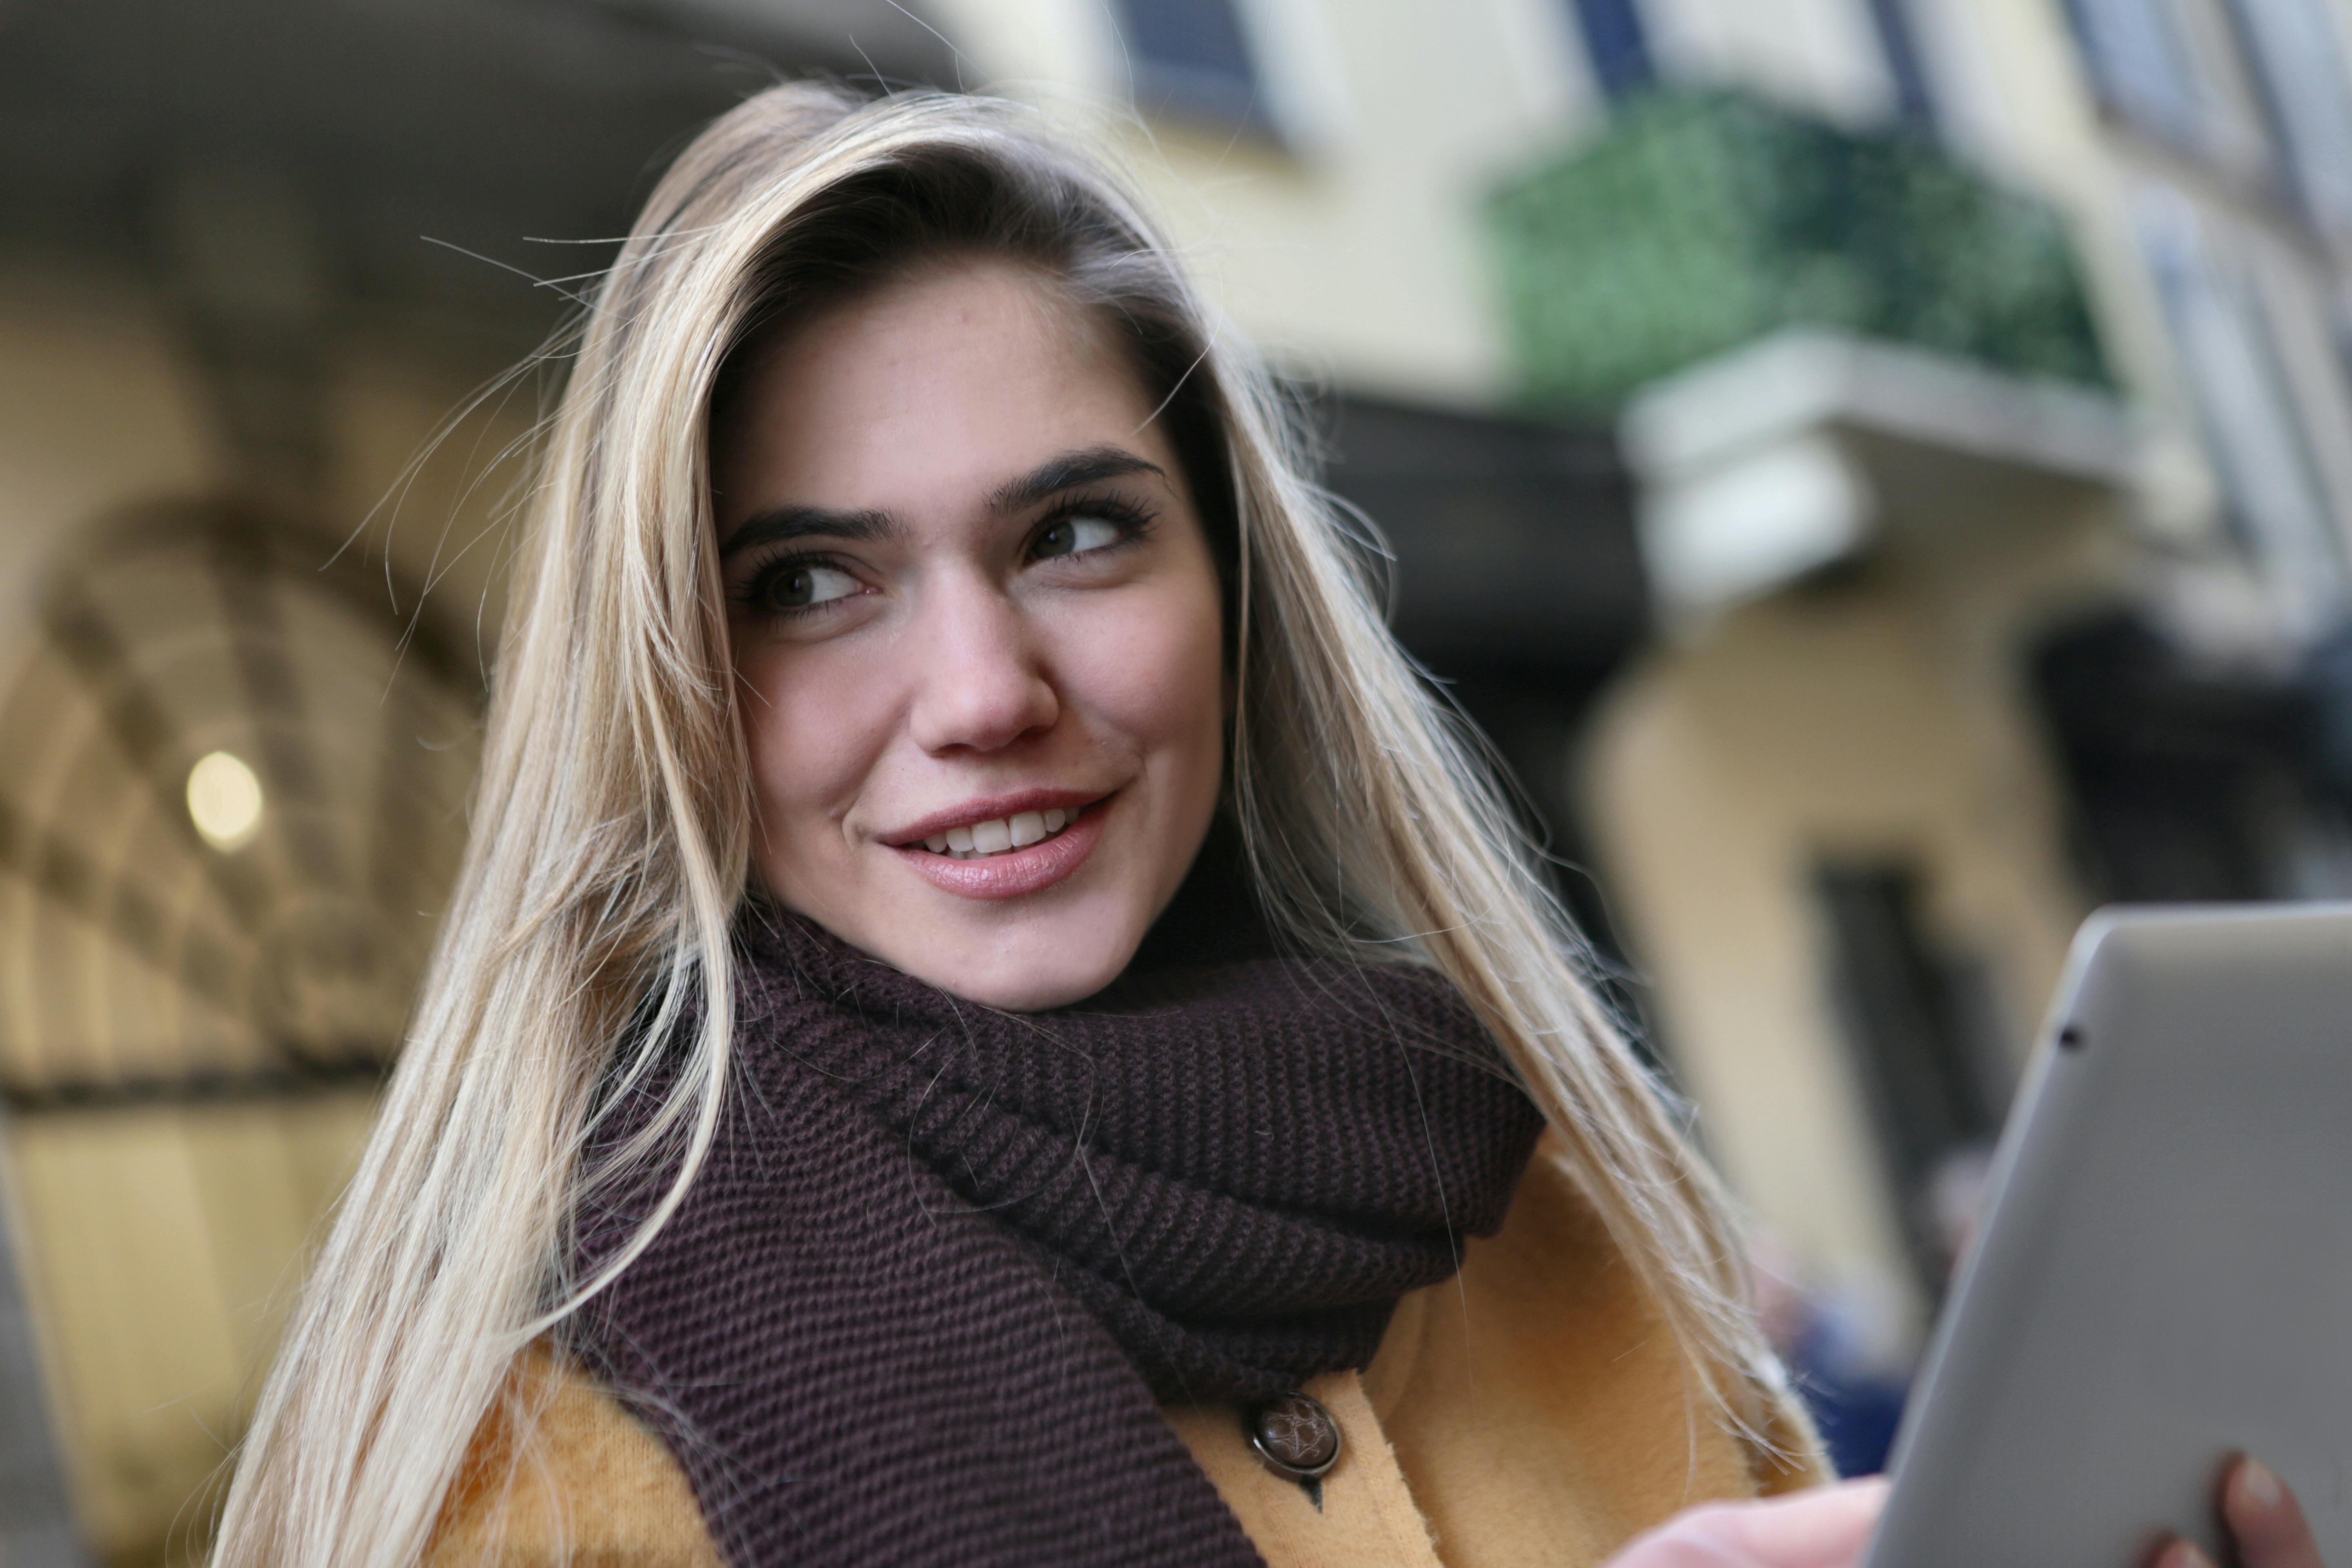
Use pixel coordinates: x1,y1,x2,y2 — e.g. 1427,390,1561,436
1487,90,2114,413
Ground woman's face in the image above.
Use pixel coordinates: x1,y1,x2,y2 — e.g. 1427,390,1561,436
712,260,1227,1011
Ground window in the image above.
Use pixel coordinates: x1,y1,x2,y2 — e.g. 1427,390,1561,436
2330,295,2352,422
2140,191,2348,637
1869,0,1937,131
1114,0,1266,132
2223,0,2352,231
2031,609,2314,904
1815,862,2008,1296
1570,0,1656,102
2063,0,2208,148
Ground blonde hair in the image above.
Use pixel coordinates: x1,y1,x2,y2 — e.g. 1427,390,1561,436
212,83,1783,1566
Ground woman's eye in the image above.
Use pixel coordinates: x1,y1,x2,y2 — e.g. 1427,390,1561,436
762,563,862,612
1033,514,1125,560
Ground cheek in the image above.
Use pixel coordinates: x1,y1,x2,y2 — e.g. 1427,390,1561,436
1051,575,1225,763
736,644,891,842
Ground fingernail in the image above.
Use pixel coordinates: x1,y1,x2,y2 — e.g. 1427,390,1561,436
2240,1458,2285,1510
2160,1540,2218,1568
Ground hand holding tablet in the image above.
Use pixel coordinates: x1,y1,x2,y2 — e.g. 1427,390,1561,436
1601,902,2352,1568
1599,1456,2324,1567
1605,1479,1886,1567
2156,1457,2325,1568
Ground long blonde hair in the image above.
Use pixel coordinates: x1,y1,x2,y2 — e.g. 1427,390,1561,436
212,82,1782,1566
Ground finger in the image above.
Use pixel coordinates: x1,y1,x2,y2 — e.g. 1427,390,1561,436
2223,1457,2325,1568
2147,1537,2217,1568
1616,1480,1889,1568
1714,1479,1890,1568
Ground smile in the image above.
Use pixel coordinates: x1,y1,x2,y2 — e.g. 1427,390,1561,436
889,791,1112,902
920,806,1080,859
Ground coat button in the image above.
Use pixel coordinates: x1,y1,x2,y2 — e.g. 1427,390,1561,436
1247,1391,1341,1480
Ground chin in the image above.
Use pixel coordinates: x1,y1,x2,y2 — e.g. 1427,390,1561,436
909,926,1141,1011
766,838,1185,1011
829,889,1149,1011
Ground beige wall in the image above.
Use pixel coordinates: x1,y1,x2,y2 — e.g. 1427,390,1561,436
935,0,1600,403
1648,0,1897,125
323,326,531,649
0,256,223,664
0,250,522,665
1584,472,2122,1321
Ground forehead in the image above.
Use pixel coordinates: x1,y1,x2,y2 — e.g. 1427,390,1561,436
712,259,1169,526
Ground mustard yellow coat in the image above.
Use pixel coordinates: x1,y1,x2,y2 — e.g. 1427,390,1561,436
428,1135,1829,1567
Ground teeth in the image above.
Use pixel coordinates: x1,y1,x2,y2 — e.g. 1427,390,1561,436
918,806,1083,858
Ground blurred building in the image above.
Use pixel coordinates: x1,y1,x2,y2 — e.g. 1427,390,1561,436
2,0,2348,1556
1539,0,2352,1366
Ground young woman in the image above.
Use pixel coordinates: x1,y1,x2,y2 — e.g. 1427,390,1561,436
211,84,2321,1568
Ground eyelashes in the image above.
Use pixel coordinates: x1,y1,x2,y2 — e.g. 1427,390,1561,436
735,557,864,618
728,492,1161,623
1031,494,1160,556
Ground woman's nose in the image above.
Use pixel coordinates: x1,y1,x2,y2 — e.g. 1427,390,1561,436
904,577,1059,755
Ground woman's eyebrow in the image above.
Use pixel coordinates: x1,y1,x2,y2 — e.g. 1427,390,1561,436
719,505,899,560
987,446,1165,514
719,448,1163,560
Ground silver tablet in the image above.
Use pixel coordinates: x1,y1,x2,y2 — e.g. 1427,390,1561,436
1864,903,2352,1565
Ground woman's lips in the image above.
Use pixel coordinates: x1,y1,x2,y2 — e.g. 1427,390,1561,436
890,798,1109,900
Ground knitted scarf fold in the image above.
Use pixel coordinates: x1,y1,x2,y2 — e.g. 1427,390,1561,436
571,901,1542,1567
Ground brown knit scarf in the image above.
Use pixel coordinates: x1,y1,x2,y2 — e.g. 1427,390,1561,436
570,889,1542,1566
